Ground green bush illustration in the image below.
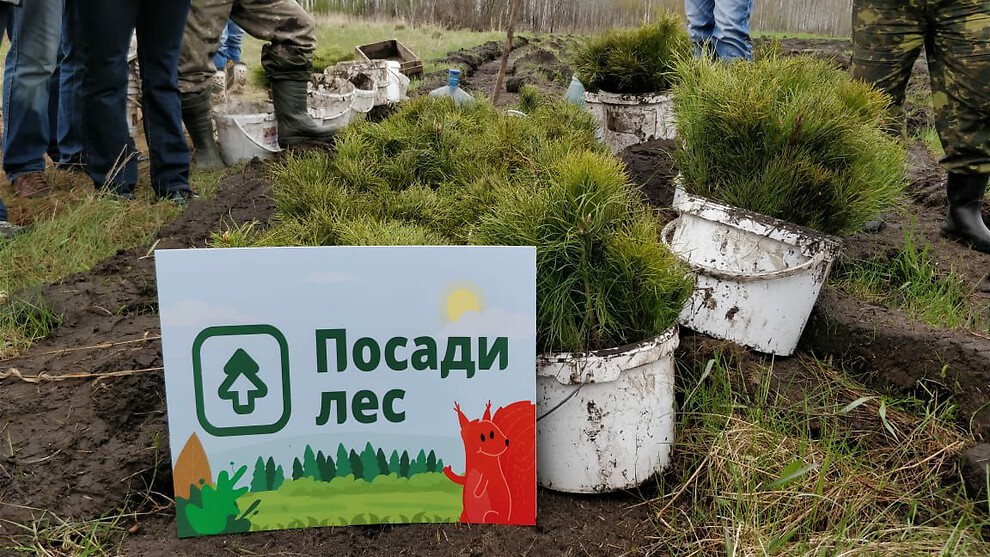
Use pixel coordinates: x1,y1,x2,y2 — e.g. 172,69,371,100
177,465,259,537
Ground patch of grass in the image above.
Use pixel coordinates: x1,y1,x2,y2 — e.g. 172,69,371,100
674,54,906,236
0,195,176,359
0,295,63,357
0,508,132,556
0,166,228,359
653,352,987,555
573,13,690,94
0,196,178,294
919,125,946,159
210,220,263,248
831,229,977,330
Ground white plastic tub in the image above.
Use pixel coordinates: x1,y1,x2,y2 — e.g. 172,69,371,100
214,112,281,165
309,77,355,129
662,192,841,356
583,90,676,153
536,326,678,493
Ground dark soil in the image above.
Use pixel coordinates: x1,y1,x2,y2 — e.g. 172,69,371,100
2,36,990,554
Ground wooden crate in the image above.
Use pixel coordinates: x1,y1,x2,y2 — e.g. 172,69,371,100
354,39,424,78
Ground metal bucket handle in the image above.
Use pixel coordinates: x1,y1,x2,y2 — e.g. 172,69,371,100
661,218,828,283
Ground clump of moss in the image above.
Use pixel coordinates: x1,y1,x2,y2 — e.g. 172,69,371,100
673,55,905,236
573,13,690,95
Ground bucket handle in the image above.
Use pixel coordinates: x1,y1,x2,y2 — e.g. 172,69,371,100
661,219,827,283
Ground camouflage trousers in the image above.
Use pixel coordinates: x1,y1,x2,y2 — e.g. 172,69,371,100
178,0,317,95
851,0,990,174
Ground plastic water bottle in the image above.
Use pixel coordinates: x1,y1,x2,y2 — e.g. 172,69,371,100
429,69,474,106
565,74,586,107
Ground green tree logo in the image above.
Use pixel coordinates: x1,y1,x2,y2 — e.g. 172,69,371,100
218,349,268,415
192,324,291,437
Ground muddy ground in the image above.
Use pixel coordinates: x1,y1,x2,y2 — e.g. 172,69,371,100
1,37,989,555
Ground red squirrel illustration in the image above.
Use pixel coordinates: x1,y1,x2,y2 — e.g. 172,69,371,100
444,400,535,525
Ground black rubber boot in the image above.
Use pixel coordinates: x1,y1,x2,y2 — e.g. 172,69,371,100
270,79,337,148
941,172,990,254
181,87,225,170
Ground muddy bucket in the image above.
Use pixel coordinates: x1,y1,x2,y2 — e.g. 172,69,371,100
536,326,678,493
662,193,841,356
583,90,675,154
309,77,355,129
214,112,281,165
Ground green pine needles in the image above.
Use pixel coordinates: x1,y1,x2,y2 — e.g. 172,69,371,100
473,151,693,352
673,55,906,236
573,13,690,95
264,95,692,353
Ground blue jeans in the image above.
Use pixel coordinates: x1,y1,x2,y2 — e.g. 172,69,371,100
48,0,86,165
685,0,753,61
213,20,244,70
2,0,63,182
79,0,191,197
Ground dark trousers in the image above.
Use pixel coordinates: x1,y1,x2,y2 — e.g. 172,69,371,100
0,3,10,222
48,0,86,165
79,0,191,196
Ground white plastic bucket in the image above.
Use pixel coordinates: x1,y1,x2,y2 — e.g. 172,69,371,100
383,60,410,104
309,78,355,130
536,326,678,493
662,192,841,356
583,90,676,153
350,86,376,120
214,112,281,165
326,61,390,107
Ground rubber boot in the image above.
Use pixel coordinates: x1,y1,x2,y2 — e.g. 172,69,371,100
181,87,225,170
941,172,990,254
270,79,337,148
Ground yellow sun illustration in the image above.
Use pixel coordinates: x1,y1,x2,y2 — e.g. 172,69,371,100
443,282,484,322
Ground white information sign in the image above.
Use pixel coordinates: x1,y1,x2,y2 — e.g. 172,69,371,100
156,246,536,536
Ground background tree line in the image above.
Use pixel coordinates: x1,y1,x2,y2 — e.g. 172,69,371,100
297,0,853,36
250,442,445,491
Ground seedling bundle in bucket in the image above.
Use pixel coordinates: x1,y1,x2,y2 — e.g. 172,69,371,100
665,55,906,355
254,94,694,494
573,13,688,153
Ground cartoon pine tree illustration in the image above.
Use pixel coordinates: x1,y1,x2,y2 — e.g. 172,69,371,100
218,349,267,415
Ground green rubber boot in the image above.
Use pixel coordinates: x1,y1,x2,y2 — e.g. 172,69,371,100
941,172,990,254
181,86,225,170
270,79,337,148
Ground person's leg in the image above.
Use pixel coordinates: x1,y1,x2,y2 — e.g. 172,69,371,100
213,20,230,70
223,20,247,91
55,0,86,168
226,20,244,64
48,41,62,162
232,0,335,146
850,0,926,136
2,0,63,192
684,0,716,58
930,0,990,175
136,0,193,198
179,0,233,170
179,0,230,98
712,0,753,61
930,0,990,252
79,1,139,195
